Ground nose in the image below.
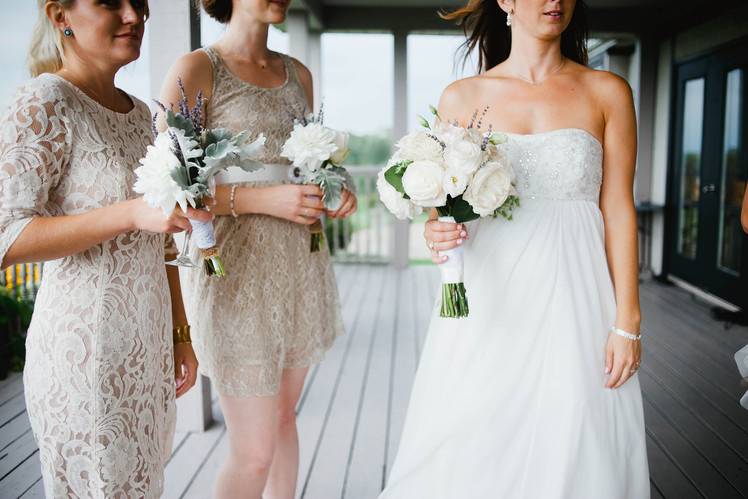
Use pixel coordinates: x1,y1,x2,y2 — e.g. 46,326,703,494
121,1,141,24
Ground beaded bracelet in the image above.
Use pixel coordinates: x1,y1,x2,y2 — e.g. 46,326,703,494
173,325,192,344
610,326,641,341
229,185,239,218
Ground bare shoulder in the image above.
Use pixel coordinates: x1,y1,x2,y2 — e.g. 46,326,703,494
438,77,484,123
581,68,634,113
162,50,214,99
289,56,313,87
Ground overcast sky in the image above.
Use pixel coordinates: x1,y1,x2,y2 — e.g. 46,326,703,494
1,5,472,136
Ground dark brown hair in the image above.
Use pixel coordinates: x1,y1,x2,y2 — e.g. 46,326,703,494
442,0,589,73
198,0,232,23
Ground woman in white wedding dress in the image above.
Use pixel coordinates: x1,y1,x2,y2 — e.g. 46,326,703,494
380,1,650,498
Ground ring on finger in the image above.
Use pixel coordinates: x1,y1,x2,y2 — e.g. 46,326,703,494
428,240,435,250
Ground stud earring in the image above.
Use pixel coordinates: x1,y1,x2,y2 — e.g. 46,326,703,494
506,12,513,27
63,27,73,37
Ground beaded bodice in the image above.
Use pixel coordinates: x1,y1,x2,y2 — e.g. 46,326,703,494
505,128,603,202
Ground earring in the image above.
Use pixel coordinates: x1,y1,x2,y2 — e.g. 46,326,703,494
506,12,513,27
63,27,73,37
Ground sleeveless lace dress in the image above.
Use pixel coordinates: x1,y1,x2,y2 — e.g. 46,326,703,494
0,75,175,498
178,47,344,397
381,129,650,499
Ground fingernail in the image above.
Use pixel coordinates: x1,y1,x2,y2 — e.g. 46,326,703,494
605,367,611,374
457,239,463,245
461,231,467,237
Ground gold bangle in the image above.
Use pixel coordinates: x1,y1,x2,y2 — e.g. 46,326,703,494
230,185,239,218
173,325,192,344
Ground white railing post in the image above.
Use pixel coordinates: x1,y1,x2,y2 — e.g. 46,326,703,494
392,29,410,269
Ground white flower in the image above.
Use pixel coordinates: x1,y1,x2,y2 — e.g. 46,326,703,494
442,168,469,197
463,161,513,216
434,121,466,146
444,138,485,176
401,159,447,207
396,131,443,162
330,131,350,165
281,122,338,172
133,132,197,215
377,169,421,220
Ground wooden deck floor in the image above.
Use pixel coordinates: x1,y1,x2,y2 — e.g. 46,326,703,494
1,264,747,498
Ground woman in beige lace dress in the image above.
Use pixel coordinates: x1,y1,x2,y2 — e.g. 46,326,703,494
159,1,354,497
0,1,209,497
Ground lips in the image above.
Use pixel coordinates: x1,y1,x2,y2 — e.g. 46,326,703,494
543,10,563,20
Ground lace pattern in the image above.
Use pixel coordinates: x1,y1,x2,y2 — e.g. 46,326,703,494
0,75,175,498
178,47,344,397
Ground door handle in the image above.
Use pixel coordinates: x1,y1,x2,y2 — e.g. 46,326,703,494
702,183,716,193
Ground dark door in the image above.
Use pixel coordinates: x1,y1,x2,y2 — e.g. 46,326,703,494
668,40,748,307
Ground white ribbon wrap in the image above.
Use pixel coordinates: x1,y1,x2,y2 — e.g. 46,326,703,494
437,215,464,284
190,219,217,250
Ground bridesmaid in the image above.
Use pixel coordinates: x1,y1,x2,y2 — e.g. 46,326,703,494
159,1,355,497
0,1,210,496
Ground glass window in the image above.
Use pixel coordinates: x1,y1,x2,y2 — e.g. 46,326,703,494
677,78,705,259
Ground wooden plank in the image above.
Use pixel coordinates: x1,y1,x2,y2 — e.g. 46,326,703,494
640,345,748,458
18,476,44,498
0,373,23,407
639,369,748,492
0,449,41,499
642,393,743,498
181,430,230,499
299,266,386,498
162,423,226,498
646,432,702,499
641,283,747,369
642,332,748,434
296,265,370,492
0,412,31,452
341,268,397,498
385,269,419,479
0,392,26,429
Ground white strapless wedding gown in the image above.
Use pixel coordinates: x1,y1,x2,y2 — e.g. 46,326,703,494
380,129,650,499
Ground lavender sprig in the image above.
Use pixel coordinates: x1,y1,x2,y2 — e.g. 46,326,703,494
176,78,190,118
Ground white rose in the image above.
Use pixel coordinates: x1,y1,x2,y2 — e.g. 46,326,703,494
434,121,466,146
377,169,421,220
401,160,447,207
396,131,443,162
281,122,338,172
442,168,469,197
444,138,484,175
330,131,350,165
462,161,512,217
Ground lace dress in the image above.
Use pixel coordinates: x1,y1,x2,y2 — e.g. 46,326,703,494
0,75,175,498
381,129,650,498
178,47,344,398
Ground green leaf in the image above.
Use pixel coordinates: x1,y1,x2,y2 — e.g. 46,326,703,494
429,104,439,118
418,116,431,129
169,165,192,189
450,196,480,223
384,160,411,197
165,110,196,137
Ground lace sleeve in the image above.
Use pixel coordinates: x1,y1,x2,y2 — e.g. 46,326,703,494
0,81,70,268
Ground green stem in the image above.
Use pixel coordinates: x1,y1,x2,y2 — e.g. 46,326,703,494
440,282,469,318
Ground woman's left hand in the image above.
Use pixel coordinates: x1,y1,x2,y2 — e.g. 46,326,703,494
327,189,357,219
174,343,199,398
604,332,642,389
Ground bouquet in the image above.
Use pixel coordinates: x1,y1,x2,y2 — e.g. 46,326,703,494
378,106,520,318
281,109,355,252
134,80,266,276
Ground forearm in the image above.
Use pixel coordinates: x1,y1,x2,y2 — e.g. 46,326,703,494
211,184,267,217
2,200,135,269
166,265,188,327
602,204,641,332
741,187,748,233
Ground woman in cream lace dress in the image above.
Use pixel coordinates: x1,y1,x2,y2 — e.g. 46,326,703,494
159,1,355,498
0,1,207,496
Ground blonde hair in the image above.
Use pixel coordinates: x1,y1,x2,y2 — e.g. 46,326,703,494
28,0,74,77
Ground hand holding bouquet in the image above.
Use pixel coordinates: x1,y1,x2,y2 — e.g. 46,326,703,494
281,109,355,252
378,106,519,318
134,80,266,276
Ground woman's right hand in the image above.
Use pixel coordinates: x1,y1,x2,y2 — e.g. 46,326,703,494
424,218,467,264
129,198,215,234
251,184,326,225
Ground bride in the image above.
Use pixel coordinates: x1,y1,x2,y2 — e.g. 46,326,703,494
380,1,650,498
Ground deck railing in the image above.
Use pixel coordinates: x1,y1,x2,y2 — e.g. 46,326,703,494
326,165,395,264
1,263,42,301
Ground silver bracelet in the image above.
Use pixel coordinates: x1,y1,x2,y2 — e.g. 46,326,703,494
611,326,641,341
229,185,239,219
